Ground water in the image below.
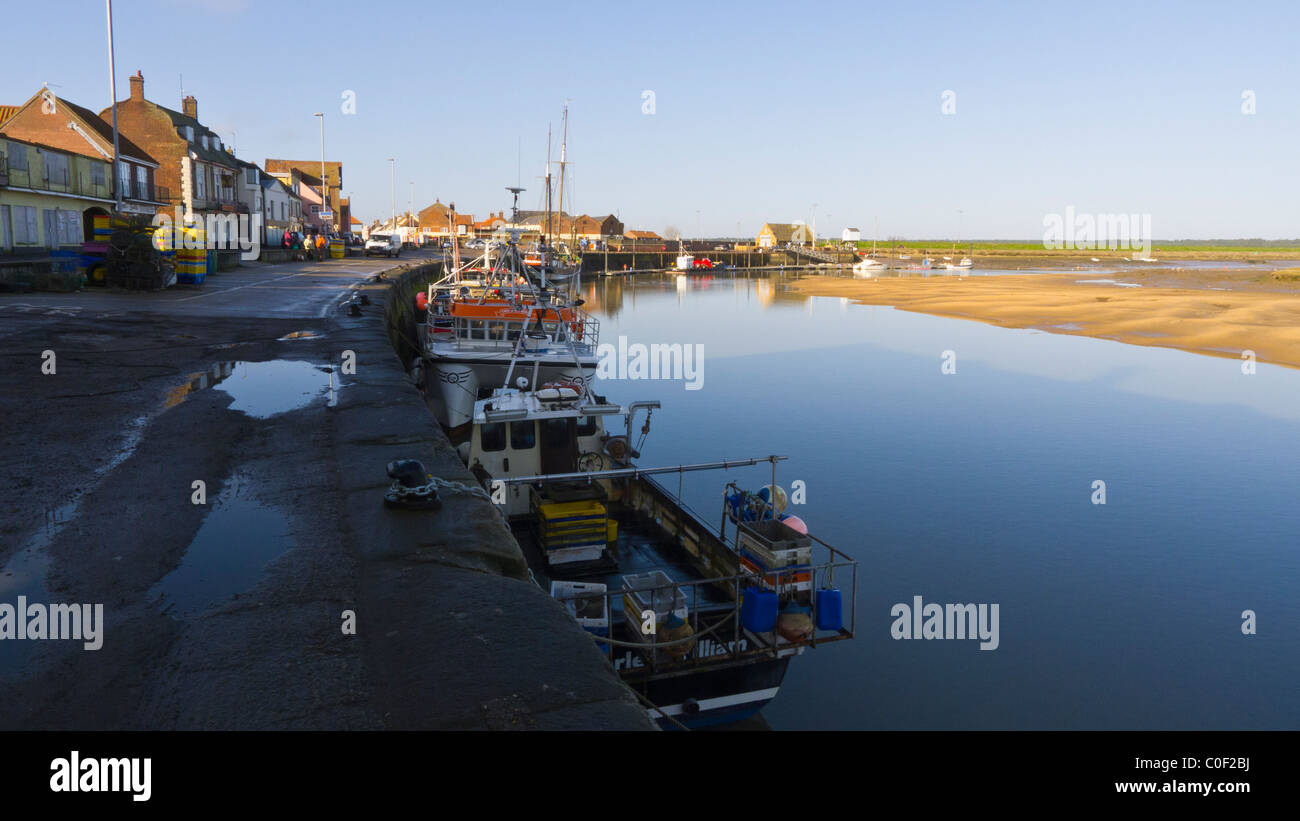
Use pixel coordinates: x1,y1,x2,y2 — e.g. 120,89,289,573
167,360,338,417
150,474,294,618
582,271,1300,730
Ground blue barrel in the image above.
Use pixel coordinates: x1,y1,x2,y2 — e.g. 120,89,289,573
740,587,778,632
815,588,843,631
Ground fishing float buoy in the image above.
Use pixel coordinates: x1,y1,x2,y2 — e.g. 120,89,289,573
758,484,788,514
780,515,808,534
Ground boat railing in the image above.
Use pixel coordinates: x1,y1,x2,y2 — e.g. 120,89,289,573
429,306,599,351
550,540,856,681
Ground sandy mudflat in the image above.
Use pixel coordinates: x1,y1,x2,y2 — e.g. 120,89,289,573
790,270,1300,368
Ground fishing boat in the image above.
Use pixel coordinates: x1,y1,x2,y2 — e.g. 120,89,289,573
458,386,857,728
422,240,598,428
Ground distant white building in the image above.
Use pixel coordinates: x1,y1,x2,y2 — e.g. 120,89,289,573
842,227,861,243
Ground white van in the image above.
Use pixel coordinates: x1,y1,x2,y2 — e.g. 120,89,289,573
365,233,401,258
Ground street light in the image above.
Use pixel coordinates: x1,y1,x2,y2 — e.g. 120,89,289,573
313,112,326,233
105,0,121,213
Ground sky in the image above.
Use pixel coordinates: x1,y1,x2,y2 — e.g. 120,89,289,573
4,0,1297,239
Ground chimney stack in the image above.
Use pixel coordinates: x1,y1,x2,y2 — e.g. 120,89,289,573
129,70,144,101
182,95,198,120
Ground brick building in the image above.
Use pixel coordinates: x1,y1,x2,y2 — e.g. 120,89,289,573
101,71,242,224
264,159,342,231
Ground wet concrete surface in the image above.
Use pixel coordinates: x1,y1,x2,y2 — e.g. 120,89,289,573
0,252,652,730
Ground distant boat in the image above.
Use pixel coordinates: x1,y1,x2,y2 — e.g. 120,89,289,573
852,256,884,276
1132,256,1159,263
1090,257,1101,262
944,257,972,270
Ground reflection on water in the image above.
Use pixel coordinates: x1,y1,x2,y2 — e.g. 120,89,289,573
584,270,1300,730
167,360,339,417
150,474,294,618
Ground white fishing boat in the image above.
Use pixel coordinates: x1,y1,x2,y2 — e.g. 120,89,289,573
456,384,857,727
422,240,598,429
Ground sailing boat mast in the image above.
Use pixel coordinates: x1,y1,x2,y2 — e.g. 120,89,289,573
543,125,552,289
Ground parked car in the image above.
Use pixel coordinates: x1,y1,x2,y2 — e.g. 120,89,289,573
365,233,402,257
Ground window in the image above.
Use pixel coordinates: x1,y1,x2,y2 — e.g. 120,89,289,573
280,202,286,220
117,160,130,196
7,144,28,172
510,422,535,450
576,415,597,436
12,206,37,243
201,135,208,150
245,167,257,185
0,205,8,249
184,126,194,141
311,205,319,214
54,210,81,244
42,151,69,186
135,165,147,199
541,418,571,449
480,422,506,452
91,162,106,188
195,163,206,199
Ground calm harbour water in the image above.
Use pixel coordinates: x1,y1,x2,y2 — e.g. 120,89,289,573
583,270,1300,730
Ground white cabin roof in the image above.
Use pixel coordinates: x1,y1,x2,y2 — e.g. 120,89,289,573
473,388,624,424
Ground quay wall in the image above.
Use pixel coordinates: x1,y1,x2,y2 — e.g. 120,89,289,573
344,261,655,729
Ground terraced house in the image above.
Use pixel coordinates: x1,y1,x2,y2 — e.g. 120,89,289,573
105,71,242,226
0,87,164,253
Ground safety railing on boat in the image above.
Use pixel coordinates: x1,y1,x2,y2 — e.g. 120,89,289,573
550,549,855,681
427,308,599,350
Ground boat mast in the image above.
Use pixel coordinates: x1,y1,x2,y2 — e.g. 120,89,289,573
557,103,567,251
543,124,552,289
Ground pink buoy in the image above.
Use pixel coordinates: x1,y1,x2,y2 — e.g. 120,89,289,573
782,515,808,534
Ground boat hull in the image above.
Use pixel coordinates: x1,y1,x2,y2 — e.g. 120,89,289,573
626,656,790,729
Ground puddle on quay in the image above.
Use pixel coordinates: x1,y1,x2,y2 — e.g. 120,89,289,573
167,360,339,416
150,474,295,619
0,503,70,677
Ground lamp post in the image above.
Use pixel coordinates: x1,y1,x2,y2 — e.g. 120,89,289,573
106,0,122,213
313,112,326,233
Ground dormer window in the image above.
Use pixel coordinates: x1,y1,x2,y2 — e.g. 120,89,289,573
201,135,209,150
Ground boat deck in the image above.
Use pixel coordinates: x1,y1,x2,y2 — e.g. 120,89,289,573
511,504,736,629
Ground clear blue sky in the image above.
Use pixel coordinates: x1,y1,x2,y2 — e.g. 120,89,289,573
4,0,1297,239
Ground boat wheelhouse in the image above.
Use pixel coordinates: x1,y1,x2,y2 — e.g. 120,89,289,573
460,387,857,728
